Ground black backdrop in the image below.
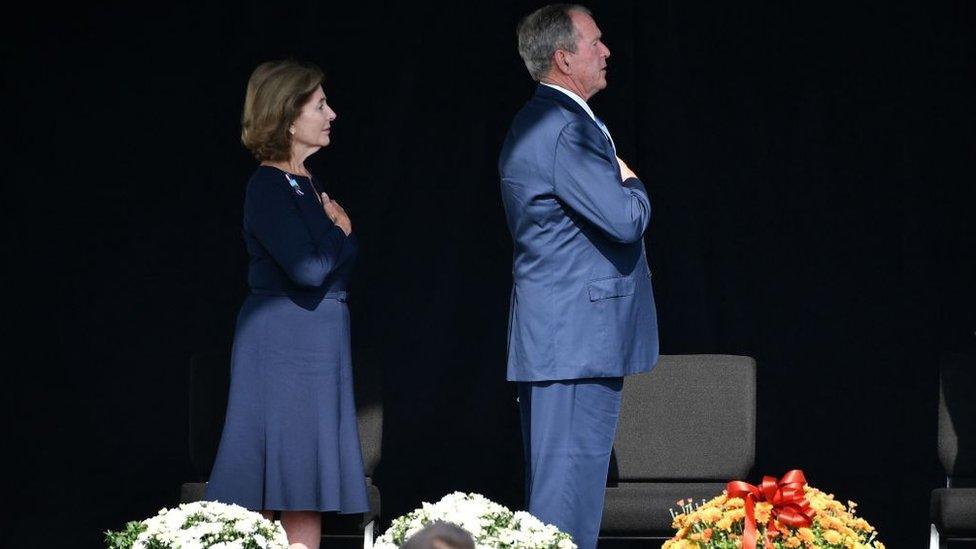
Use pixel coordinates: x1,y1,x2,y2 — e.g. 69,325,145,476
5,1,974,547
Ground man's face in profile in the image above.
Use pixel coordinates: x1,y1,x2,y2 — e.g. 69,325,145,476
567,11,611,99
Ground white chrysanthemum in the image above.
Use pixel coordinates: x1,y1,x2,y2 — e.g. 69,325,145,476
114,500,289,549
375,492,575,549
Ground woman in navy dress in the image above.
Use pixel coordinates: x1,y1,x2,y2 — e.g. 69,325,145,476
205,59,368,548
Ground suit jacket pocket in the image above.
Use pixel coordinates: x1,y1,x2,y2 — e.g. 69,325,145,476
587,275,636,301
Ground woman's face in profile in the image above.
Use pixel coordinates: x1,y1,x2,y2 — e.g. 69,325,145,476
292,85,337,149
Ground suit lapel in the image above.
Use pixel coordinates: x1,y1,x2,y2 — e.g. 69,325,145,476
534,84,618,163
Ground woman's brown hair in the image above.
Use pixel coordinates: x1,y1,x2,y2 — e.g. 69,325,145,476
241,60,324,162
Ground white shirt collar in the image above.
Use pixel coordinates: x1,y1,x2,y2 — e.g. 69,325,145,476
541,82,597,121
540,82,615,152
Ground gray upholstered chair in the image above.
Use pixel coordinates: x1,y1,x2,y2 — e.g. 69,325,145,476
600,354,756,542
930,351,976,548
180,351,383,548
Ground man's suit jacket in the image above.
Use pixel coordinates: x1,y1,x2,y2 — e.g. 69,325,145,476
499,84,659,382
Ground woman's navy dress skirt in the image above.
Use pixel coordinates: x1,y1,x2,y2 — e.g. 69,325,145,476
205,292,369,513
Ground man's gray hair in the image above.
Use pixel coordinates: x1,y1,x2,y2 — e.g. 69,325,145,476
400,521,475,549
517,4,592,81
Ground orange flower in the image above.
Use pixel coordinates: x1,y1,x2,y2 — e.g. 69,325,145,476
819,516,844,531
754,502,773,524
707,495,727,507
724,497,745,509
700,506,722,523
665,481,883,548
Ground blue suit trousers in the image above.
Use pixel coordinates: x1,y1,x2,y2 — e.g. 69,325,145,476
518,378,623,549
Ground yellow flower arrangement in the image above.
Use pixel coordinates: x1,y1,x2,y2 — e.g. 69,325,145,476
663,477,884,549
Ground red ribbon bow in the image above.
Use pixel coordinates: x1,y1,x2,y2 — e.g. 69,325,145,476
725,469,816,549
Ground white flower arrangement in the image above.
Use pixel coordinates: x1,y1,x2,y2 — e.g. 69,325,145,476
105,500,289,549
375,492,576,549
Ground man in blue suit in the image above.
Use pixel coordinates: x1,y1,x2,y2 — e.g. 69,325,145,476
498,5,659,548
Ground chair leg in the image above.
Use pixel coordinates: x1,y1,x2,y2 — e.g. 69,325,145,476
930,524,947,549
363,519,375,549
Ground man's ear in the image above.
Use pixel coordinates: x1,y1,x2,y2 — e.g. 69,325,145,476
554,50,572,75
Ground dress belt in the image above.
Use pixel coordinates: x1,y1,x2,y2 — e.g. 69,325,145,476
250,288,348,301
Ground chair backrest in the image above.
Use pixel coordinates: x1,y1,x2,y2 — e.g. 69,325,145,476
352,349,383,476
612,354,756,482
938,351,976,478
187,350,383,478
357,401,383,476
